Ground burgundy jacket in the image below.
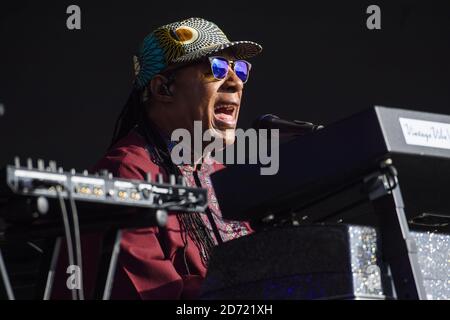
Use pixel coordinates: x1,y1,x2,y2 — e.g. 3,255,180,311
53,128,251,299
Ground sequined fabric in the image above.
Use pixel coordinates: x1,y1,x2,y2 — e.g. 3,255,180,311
411,231,450,300
348,226,384,297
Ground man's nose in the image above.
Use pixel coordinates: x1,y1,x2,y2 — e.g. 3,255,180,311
219,67,244,93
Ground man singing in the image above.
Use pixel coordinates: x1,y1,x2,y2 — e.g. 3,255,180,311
91,17,262,299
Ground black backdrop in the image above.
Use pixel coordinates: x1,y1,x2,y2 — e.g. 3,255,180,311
1,0,449,170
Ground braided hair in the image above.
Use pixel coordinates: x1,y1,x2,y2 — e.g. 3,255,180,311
110,70,177,147
110,83,216,267
110,88,144,148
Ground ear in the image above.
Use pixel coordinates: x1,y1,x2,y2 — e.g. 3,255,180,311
149,75,174,103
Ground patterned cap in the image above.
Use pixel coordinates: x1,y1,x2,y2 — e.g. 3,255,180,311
133,17,262,90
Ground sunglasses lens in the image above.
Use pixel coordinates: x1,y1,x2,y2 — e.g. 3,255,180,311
234,61,249,83
211,58,229,79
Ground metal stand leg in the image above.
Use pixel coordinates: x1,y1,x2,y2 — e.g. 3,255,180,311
373,186,427,299
42,238,62,300
33,237,62,300
94,229,122,300
0,247,15,300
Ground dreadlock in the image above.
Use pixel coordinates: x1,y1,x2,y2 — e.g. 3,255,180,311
110,87,145,148
109,83,217,267
110,70,178,147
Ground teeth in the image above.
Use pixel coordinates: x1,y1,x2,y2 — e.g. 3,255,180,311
215,105,235,112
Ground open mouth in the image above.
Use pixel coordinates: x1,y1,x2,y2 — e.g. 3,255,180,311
213,103,238,128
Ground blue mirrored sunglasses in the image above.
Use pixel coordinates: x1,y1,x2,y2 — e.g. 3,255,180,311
208,56,252,84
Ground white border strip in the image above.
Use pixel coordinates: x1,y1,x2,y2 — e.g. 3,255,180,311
15,170,67,182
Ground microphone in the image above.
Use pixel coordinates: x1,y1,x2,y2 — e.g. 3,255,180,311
252,114,324,135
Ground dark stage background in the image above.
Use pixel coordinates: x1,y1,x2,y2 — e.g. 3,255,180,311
1,0,449,170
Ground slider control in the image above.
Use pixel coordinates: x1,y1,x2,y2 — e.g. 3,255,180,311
37,159,45,171
49,161,57,172
14,156,20,168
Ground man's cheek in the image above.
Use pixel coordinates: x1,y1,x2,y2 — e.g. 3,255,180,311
201,72,216,83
